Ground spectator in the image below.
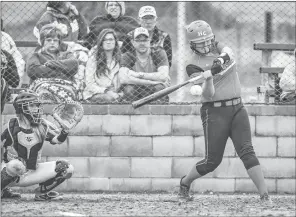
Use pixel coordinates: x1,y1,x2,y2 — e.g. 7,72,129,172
279,48,296,103
27,24,81,103
1,49,20,89
122,6,172,68
1,50,21,199
34,1,89,44
1,19,25,87
118,27,170,102
83,1,140,50
83,29,123,103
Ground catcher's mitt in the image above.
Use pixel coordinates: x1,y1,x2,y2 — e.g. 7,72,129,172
52,101,84,131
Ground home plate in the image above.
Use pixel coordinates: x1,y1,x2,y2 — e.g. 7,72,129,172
56,212,88,216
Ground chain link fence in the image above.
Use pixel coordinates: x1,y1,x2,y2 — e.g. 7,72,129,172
1,1,295,105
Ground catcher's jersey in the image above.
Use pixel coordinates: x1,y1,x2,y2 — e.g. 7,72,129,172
1,118,56,170
186,42,241,102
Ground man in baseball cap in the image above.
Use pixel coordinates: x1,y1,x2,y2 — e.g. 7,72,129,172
138,5,157,19
118,26,170,102
133,27,149,39
122,5,172,68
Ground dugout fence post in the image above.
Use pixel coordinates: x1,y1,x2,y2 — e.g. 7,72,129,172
261,12,273,104
176,1,186,102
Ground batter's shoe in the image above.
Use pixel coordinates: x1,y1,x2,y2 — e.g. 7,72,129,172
1,188,21,199
178,176,193,201
260,193,273,205
34,191,63,201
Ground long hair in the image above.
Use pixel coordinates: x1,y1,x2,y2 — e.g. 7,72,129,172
95,28,121,77
16,113,47,142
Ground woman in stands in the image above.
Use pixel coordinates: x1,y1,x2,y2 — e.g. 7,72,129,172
83,28,123,103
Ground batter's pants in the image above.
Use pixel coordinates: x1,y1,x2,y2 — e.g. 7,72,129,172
196,101,259,176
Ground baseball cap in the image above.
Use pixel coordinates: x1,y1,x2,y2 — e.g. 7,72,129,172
138,6,157,18
133,27,149,39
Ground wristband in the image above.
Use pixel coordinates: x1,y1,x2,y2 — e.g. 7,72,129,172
219,53,230,64
217,58,224,64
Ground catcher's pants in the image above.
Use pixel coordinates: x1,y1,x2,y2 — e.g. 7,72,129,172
196,99,259,176
3,161,66,187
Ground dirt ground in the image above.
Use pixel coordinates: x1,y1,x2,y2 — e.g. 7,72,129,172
1,192,295,217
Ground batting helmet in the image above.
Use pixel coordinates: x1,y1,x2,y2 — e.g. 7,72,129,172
13,90,43,125
185,20,215,55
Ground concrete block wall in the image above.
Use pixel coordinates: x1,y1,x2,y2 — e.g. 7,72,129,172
2,104,295,193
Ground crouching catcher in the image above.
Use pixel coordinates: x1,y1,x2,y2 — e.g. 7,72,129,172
1,90,75,201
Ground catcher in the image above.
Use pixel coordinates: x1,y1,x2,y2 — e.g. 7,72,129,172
1,90,83,201
179,20,271,203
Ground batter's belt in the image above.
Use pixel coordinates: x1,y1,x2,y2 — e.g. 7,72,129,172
202,97,241,108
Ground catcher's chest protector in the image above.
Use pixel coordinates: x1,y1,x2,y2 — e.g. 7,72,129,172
3,118,45,170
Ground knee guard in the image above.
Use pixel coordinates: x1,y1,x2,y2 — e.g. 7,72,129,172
36,160,74,194
5,158,27,177
1,167,20,190
240,152,260,170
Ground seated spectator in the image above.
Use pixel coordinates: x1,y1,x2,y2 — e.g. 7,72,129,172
83,1,140,50
34,28,89,98
83,29,123,103
27,24,81,103
1,50,21,199
1,49,20,109
122,6,172,68
279,48,296,103
265,50,296,95
1,19,25,87
34,1,89,44
118,27,170,102
1,49,20,89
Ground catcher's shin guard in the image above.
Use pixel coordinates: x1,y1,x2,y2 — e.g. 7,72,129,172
1,167,20,191
35,160,74,194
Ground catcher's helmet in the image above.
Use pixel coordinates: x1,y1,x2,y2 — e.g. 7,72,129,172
13,90,43,124
185,20,215,55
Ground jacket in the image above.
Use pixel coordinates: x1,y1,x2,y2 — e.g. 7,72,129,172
34,7,89,43
27,49,79,82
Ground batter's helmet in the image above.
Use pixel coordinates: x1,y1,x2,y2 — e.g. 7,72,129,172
13,90,43,124
185,20,215,54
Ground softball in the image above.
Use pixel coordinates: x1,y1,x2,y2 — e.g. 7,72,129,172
190,85,202,96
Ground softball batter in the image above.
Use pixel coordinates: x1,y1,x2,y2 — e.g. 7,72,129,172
179,20,271,203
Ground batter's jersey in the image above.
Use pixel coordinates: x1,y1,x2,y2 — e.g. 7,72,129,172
1,118,58,170
185,42,241,102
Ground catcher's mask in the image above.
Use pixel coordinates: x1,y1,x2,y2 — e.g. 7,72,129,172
185,20,215,55
13,90,43,125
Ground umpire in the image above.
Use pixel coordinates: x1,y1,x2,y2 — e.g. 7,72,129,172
179,20,271,204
